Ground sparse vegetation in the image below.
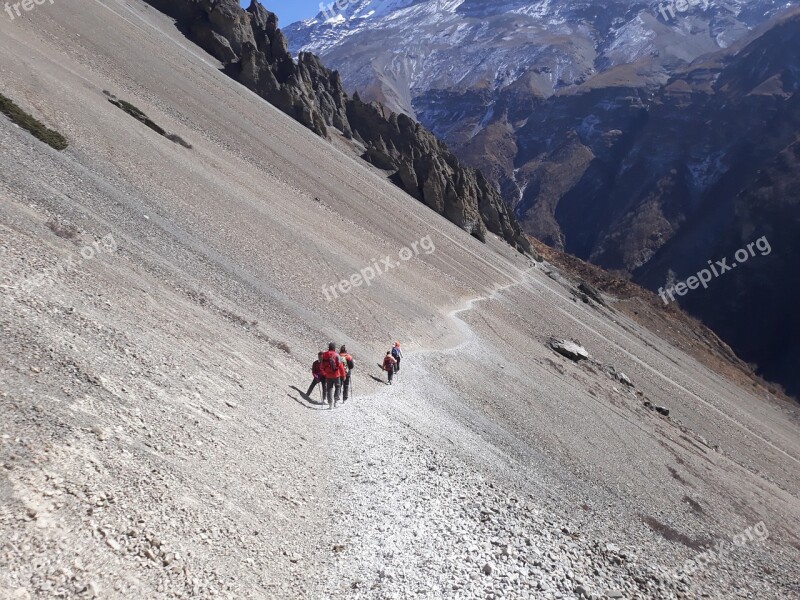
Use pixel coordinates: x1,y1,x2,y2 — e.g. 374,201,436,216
188,290,209,306
640,515,710,551
682,495,705,514
0,92,68,150
104,91,192,149
165,132,192,149
271,339,291,354
255,331,291,354
219,307,251,328
47,220,81,243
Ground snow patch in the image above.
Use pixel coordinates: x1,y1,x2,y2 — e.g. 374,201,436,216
325,14,346,25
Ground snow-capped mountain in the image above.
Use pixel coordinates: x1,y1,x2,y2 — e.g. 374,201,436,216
285,0,792,117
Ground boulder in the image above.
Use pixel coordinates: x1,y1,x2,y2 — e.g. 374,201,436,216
604,365,633,387
578,281,607,307
549,339,591,361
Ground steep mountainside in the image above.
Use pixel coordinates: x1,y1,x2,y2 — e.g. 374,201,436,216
630,19,800,393
142,0,530,252
2,1,800,598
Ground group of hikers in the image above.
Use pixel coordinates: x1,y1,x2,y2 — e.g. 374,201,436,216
306,341,403,408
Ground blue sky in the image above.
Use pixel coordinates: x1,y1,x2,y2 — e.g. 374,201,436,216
240,0,320,26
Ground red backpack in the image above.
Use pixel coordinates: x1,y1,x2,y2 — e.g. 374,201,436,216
321,350,339,378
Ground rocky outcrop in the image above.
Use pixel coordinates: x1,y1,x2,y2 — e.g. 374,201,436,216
346,95,527,244
144,0,349,138
142,0,530,253
577,281,608,308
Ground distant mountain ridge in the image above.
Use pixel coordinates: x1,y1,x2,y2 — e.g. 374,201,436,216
284,0,796,233
142,0,530,253
286,0,791,116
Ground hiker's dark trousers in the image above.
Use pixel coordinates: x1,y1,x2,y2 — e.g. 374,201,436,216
394,357,401,373
342,374,351,401
387,369,394,384
306,376,323,399
324,377,342,404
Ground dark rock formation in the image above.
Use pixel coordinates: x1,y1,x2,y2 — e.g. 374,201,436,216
142,0,530,253
345,96,527,244
577,281,608,308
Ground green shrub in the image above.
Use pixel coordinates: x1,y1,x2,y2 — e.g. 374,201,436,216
0,92,68,150
105,91,192,149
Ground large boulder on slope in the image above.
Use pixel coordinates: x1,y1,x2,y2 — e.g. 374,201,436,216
549,339,591,361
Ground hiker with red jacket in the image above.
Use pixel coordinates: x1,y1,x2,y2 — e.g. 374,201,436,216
339,345,355,403
306,352,324,401
382,351,397,385
321,342,342,408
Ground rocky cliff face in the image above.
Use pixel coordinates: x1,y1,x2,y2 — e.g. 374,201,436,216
142,0,529,252
345,95,524,244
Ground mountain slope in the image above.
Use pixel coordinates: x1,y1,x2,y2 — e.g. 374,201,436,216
1,1,800,598
142,0,530,253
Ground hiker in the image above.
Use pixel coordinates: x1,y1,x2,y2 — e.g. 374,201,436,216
321,342,342,408
392,341,403,373
306,352,324,401
382,351,397,385
340,345,355,403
